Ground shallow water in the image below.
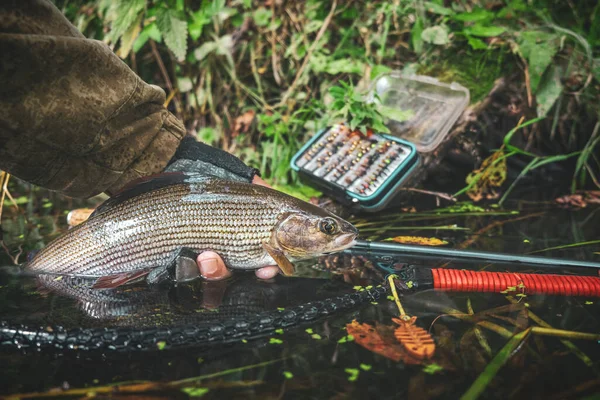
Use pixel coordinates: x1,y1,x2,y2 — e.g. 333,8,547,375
1,198,599,399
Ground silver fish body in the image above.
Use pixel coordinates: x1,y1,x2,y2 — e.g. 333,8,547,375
26,175,358,278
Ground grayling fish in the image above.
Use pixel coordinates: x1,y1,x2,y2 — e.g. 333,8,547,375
25,174,358,287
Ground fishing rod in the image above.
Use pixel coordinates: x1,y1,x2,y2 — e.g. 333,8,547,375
345,240,600,297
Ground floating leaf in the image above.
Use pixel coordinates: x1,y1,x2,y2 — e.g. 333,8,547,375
338,334,355,343
359,363,372,371
156,341,166,350
156,7,188,61
275,328,284,335
311,334,322,340
283,371,293,379
386,236,448,246
346,320,405,362
422,363,444,374
181,387,210,397
345,368,360,382
269,338,283,345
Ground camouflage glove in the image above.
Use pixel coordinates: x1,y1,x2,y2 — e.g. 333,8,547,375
165,136,260,183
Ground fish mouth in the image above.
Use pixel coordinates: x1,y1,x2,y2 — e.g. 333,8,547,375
332,232,358,250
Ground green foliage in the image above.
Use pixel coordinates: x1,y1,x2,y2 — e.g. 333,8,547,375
155,7,188,61
328,81,389,134
55,0,599,193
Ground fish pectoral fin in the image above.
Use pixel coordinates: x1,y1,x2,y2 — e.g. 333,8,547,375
92,269,152,289
262,242,295,276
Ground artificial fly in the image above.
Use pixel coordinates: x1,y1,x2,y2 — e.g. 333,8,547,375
388,274,436,360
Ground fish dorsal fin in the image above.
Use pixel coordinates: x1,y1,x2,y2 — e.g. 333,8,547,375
91,173,211,218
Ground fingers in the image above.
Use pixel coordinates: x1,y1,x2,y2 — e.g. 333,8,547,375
196,251,232,281
252,175,272,188
255,265,280,280
198,250,282,282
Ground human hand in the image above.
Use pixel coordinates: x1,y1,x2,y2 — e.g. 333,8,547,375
195,174,281,281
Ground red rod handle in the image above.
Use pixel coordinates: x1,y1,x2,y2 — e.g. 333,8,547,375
431,269,600,297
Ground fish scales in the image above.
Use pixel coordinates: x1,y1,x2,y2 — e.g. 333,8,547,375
28,181,279,276
26,176,359,279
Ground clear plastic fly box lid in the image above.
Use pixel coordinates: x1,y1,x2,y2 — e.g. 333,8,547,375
367,72,470,153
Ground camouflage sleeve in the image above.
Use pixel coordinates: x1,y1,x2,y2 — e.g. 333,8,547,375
0,0,187,198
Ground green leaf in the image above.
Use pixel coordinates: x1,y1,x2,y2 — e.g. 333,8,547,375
464,23,506,37
116,13,143,58
536,64,563,117
305,20,324,33
324,59,366,75
188,10,211,40
156,341,166,350
106,0,145,44
253,7,272,27
370,64,392,79
461,329,531,399
269,338,283,345
177,77,193,93
454,8,494,22
133,22,162,53
423,1,454,15
516,31,560,92
467,36,488,50
421,25,450,45
194,41,218,61
181,387,210,397
359,363,372,371
156,8,188,61
411,17,424,53
378,105,414,122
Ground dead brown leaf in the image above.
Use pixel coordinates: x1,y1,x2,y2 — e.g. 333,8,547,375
232,110,255,138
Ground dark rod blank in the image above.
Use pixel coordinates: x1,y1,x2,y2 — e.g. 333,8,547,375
349,240,600,271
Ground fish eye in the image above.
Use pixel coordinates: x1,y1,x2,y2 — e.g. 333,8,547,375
319,218,338,235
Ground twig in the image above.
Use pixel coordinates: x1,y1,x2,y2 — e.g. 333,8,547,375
399,187,457,202
150,40,180,116
457,212,545,250
275,0,337,108
270,0,282,86
1,241,22,265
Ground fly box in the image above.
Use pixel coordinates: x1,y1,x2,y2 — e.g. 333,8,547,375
291,72,470,212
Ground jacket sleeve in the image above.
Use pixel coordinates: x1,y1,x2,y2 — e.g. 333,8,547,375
0,0,186,198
